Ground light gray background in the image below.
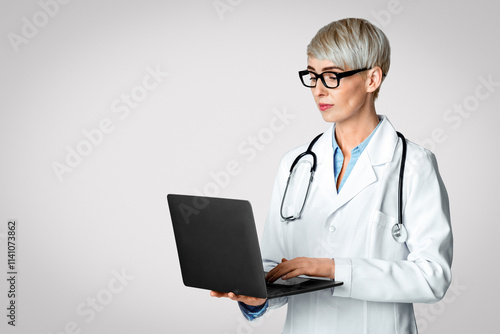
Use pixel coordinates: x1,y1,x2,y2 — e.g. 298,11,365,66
1,0,498,333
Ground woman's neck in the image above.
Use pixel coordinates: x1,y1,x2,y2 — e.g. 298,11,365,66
334,111,380,153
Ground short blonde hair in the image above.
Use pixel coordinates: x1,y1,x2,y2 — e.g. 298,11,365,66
307,18,391,99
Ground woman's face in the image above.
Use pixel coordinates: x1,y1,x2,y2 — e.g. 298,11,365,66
307,57,372,124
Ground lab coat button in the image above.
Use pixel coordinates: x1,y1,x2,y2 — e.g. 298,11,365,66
329,225,336,233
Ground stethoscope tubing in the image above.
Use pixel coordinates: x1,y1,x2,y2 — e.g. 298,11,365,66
280,133,323,221
396,131,407,229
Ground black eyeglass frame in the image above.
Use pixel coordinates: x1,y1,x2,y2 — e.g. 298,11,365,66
298,68,369,89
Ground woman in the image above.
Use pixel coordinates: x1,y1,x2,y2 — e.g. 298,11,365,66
211,18,452,333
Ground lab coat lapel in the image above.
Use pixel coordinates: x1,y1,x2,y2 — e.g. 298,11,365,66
312,124,377,212
331,152,377,211
312,125,337,205
315,116,399,216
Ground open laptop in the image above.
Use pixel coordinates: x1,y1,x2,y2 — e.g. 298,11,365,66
167,194,343,299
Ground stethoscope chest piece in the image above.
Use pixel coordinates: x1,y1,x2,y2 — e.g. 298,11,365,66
391,223,408,243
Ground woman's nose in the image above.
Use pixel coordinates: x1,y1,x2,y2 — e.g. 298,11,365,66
312,80,328,97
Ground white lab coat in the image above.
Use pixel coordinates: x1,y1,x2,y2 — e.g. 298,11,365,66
259,116,453,334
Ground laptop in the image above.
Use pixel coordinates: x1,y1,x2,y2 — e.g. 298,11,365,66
167,194,343,299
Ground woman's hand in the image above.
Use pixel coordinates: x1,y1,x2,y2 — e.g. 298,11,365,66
265,257,335,283
210,291,267,307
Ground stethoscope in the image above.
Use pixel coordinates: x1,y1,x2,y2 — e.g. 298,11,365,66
280,131,408,243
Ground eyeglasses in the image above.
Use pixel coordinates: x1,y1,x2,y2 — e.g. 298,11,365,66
298,68,369,89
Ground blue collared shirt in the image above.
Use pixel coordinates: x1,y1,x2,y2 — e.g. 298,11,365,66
238,300,269,321
333,119,381,192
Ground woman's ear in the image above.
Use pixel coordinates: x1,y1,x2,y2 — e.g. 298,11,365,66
366,66,384,93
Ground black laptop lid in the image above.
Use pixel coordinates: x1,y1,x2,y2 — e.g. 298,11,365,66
167,194,268,298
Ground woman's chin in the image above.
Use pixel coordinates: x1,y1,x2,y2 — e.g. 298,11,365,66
319,110,341,123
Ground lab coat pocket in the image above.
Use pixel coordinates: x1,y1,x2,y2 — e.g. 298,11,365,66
369,210,399,259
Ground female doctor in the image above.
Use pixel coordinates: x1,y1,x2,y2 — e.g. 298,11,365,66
211,18,453,333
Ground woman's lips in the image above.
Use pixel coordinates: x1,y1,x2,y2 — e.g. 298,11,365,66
319,103,334,111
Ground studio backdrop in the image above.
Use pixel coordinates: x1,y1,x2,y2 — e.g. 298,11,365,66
1,0,498,333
